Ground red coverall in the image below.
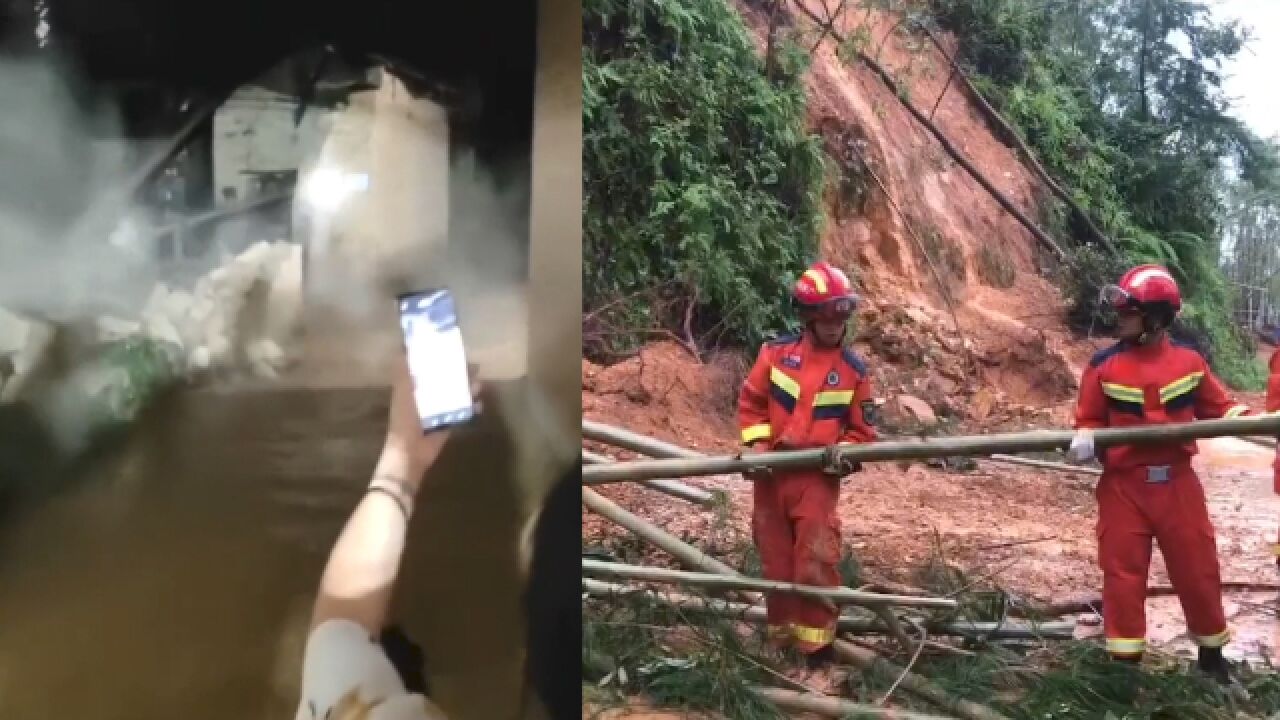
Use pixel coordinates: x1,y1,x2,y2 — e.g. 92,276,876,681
1266,349,1280,560
738,331,877,652
1074,336,1250,659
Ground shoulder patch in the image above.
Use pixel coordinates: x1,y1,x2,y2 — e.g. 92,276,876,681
841,348,868,376
1089,341,1127,369
766,332,802,347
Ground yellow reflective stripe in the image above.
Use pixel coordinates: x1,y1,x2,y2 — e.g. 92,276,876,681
770,367,800,399
803,269,828,294
1271,543,1280,557
1105,637,1146,655
1194,629,1231,648
741,424,772,444
814,390,854,406
1158,372,1203,403
791,623,835,645
1224,405,1249,418
1102,382,1144,404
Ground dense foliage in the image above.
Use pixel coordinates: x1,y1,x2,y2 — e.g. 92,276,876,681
583,0,826,356
930,0,1275,387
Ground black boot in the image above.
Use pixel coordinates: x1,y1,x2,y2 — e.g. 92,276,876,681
1198,647,1252,701
804,643,837,670
1196,647,1237,685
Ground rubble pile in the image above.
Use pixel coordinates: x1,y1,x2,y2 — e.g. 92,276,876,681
95,240,304,381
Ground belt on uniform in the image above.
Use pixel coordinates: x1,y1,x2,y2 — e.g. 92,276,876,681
1143,465,1172,484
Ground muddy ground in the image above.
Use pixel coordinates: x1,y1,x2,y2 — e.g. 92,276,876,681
584,345,1280,666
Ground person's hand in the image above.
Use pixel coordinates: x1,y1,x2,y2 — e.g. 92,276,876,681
375,352,483,491
822,445,862,477
1067,430,1095,464
741,441,772,482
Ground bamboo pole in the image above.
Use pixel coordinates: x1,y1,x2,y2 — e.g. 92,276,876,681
582,579,1076,639
583,419,703,459
752,687,955,720
581,490,1008,720
590,418,1100,479
1240,436,1276,450
583,415,1280,484
582,449,716,506
986,454,1101,476
828,638,1010,720
583,559,958,610
581,488,740,577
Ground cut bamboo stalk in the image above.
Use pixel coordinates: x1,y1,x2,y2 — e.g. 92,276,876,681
581,580,1076,641
581,488,740,577
986,453,1101,476
1240,436,1276,449
583,415,1280,484
871,605,914,652
752,686,955,720
583,419,704,459
582,449,715,506
830,637,1010,720
581,492,1008,720
589,419,1101,479
582,558,958,610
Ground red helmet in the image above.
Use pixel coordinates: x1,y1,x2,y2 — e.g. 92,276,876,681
793,261,858,319
1100,264,1182,315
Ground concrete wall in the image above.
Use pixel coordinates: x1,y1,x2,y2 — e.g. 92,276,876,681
212,86,333,206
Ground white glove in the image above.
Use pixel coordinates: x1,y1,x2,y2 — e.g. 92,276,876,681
1067,430,1096,464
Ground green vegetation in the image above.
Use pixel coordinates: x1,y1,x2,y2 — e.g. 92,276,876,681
583,0,826,357
584,532,1280,719
93,336,183,429
929,0,1275,388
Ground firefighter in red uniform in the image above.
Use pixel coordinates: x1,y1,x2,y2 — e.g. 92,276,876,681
1067,264,1248,685
1266,347,1280,568
737,261,877,674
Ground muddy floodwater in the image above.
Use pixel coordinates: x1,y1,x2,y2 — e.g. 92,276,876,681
0,383,532,720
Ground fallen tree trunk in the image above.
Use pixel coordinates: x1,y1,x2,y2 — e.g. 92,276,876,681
583,415,1280,484
582,449,716,506
582,490,1009,720
583,558,958,610
583,579,1076,639
752,686,956,720
914,23,1115,254
788,2,1064,260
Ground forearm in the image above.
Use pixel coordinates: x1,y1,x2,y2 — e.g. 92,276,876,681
311,448,425,635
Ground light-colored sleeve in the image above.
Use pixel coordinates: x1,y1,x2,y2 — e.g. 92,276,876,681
294,619,419,720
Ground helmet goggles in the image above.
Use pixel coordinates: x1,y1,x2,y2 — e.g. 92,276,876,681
1100,284,1140,313
799,296,857,320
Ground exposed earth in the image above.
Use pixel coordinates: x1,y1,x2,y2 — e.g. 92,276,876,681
582,1,1280,716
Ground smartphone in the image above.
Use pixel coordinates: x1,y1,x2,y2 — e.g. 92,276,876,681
397,288,475,432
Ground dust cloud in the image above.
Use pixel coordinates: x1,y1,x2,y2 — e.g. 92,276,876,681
0,55,160,323
0,53,535,459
